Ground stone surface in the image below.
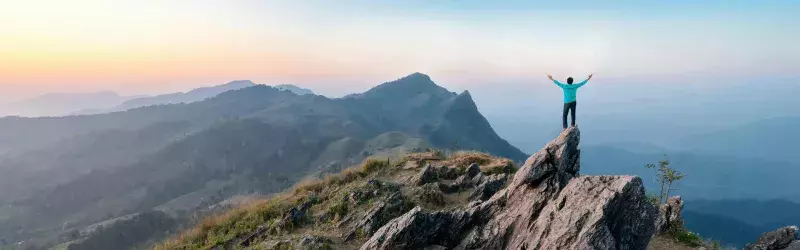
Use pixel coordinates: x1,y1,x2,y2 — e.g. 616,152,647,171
234,201,313,248
361,127,658,250
414,183,445,205
436,165,459,180
468,173,508,202
298,234,333,249
464,175,656,250
413,164,438,186
465,163,481,178
345,192,410,241
655,196,684,235
745,226,800,250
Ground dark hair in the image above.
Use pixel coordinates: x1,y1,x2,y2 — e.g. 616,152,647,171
567,77,574,84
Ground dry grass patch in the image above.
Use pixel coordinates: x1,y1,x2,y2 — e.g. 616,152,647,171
405,151,445,162
158,154,433,249
294,157,393,196
440,151,515,174
157,193,299,250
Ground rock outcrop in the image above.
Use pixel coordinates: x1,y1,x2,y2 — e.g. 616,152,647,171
655,196,684,235
745,226,800,250
412,164,438,186
414,183,446,205
467,173,507,202
345,192,411,241
361,127,658,250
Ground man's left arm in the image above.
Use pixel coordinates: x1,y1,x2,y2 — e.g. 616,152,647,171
576,74,593,87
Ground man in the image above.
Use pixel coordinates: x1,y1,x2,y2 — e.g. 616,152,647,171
548,73,593,129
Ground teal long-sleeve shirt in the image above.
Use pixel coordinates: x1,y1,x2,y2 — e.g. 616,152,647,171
553,79,588,103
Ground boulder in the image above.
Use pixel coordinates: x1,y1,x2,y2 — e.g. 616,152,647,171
359,206,475,250
414,183,445,205
361,127,658,250
235,201,313,247
440,166,487,194
347,179,401,205
465,163,481,178
436,166,459,180
468,173,508,202
463,175,656,250
345,192,411,241
745,226,800,250
412,164,438,186
655,196,684,235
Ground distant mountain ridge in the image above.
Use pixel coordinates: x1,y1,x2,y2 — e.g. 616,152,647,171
1,91,137,117
0,73,525,249
109,80,257,112
682,199,800,248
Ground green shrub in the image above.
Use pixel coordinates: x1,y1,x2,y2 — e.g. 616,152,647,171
646,194,661,207
328,201,349,222
361,158,389,174
673,229,703,247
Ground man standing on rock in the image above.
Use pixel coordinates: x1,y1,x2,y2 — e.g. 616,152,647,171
548,73,593,129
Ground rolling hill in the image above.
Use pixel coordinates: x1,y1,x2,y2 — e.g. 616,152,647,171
0,73,525,249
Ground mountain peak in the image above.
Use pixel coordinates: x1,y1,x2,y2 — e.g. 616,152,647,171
359,72,451,100
224,80,256,88
401,72,431,81
274,84,315,95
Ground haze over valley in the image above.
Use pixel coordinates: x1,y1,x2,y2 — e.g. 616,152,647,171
1,1,798,249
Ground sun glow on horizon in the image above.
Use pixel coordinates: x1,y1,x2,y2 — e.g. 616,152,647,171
1,1,797,99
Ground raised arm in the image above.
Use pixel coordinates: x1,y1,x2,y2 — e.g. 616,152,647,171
548,74,567,87
574,74,593,87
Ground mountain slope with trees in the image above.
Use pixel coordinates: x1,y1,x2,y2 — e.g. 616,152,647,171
0,73,525,249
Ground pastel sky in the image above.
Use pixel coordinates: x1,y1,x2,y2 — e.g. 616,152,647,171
1,0,798,100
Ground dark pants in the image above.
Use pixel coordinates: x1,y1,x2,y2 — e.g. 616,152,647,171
562,101,576,129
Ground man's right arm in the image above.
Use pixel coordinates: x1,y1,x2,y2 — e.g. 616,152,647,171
548,74,566,87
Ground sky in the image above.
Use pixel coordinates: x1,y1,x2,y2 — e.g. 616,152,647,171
1,0,798,101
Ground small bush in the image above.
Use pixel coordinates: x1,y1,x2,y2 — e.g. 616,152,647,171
646,194,661,207
328,200,349,222
293,178,326,195
361,158,390,174
414,184,445,206
673,230,703,247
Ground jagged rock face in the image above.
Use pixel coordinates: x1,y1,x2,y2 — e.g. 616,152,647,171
413,164,439,186
468,173,507,202
655,196,684,235
435,165,459,180
745,226,800,250
465,163,481,178
345,192,410,241
361,127,657,250
360,206,487,250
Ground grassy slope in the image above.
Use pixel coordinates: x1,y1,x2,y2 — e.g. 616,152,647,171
157,151,514,250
